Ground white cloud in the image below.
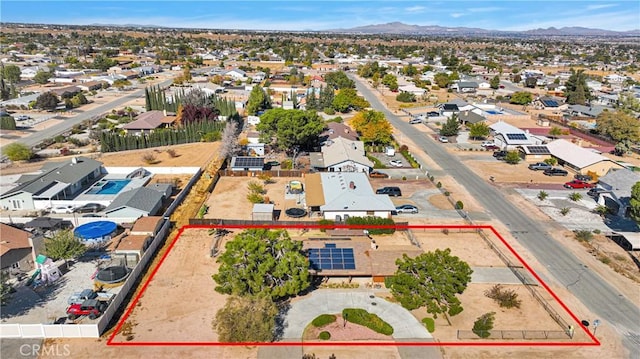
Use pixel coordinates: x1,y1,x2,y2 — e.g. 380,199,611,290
586,4,617,10
405,6,426,13
450,13,466,18
467,7,502,13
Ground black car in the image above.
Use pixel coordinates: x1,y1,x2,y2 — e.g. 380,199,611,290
376,186,402,196
574,174,593,182
587,187,608,197
75,203,106,213
493,150,507,159
543,168,569,176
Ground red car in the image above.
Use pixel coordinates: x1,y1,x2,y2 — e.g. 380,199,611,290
66,299,107,320
564,180,595,189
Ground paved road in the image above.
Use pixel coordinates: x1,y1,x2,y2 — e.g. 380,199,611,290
0,79,173,153
350,74,640,356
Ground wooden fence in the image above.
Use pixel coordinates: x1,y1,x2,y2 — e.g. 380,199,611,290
219,169,305,177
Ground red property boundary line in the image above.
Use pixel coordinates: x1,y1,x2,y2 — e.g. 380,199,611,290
107,224,600,347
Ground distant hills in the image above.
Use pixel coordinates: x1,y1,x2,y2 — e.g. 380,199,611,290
329,22,640,36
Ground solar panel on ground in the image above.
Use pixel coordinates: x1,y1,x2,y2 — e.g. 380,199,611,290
233,157,264,168
528,146,550,154
325,243,336,248
308,247,356,271
506,133,528,140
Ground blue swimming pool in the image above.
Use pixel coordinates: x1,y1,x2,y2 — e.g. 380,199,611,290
486,110,503,115
87,180,131,195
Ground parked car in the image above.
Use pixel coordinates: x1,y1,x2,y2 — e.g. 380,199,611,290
369,171,389,178
493,150,507,160
66,299,107,320
376,186,402,196
51,205,75,214
17,115,30,121
68,289,98,305
438,136,449,143
564,180,595,189
587,187,608,197
395,204,418,213
426,111,440,117
484,145,500,150
574,174,593,182
543,168,569,176
481,141,495,147
409,118,423,124
265,160,280,167
388,159,403,167
528,162,553,171
75,203,105,213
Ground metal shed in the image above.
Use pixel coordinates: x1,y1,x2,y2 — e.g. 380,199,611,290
252,204,275,221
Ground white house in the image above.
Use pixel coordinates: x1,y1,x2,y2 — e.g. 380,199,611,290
305,172,396,220
489,121,540,150
223,69,247,80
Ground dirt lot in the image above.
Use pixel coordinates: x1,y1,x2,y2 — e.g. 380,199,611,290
98,142,220,168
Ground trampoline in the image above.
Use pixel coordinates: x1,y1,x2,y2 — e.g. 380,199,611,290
74,221,117,244
95,266,131,285
285,208,307,218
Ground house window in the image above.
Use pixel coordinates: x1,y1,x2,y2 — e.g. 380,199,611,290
11,262,20,269
11,200,22,209
366,211,375,216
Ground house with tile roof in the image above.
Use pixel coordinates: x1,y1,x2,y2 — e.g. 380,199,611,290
123,110,176,135
0,223,43,277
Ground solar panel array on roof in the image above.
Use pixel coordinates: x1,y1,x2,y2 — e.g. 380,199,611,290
541,99,559,107
528,146,550,154
233,157,264,168
506,133,528,140
308,247,355,270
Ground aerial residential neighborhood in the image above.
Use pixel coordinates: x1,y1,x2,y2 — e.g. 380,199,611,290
0,1,639,359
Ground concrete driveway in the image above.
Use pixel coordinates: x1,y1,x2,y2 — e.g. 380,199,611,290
282,290,431,340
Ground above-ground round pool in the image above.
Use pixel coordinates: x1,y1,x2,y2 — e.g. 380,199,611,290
74,221,117,244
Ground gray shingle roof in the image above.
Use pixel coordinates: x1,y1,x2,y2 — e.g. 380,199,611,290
104,187,164,214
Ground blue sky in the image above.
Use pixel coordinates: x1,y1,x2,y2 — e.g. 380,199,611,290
1,1,638,31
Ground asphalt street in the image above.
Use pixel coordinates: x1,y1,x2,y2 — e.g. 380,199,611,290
350,74,640,356
0,79,174,153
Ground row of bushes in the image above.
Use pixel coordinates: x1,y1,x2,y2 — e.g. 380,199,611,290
342,308,394,335
345,217,395,234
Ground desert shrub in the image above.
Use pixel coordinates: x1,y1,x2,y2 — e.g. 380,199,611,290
398,144,408,152
257,174,274,184
568,192,582,202
141,153,157,164
436,181,442,188
537,191,548,201
247,192,264,204
318,331,331,340
166,149,178,158
593,229,601,234
312,314,337,327
599,256,611,265
444,191,450,196
324,107,335,115
318,219,334,232
472,312,495,338
342,308,394,335
560,207,570,216
455,201,464,210
281,159,293,169
484,284,521,309
197,204,209,219
345,217,395,234
543,158,558,166
574,230,593,242
248,181,266,194
422,317,435,333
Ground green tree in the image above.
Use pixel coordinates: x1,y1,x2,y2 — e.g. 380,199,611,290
247,85,271,115
524,77,537,88
35,92,60,111
396,92,416,103
213,296,278,342
565,69,591,105
504,151,521,164
92,54,117,72
489,75,500,90
630,182,640,224
2,64,21,84
434,73,451,88
468,122,490,139
616,92,640,113
382,74,398,91
387,249,473,325
548,126,563,138
2,142,33,161
257,108,324,150
43,229,87,269
0,115,16,130
596,110,640,143
440,114,460,137
33,71,52,84
323,71,355,89
401,64,418,76
332,88,369,112
472,312,496,338
350,110,393,145
0,273,12,305
509,92,533,105
212,229,311,300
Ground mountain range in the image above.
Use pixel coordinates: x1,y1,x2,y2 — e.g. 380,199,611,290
330,22,640,36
